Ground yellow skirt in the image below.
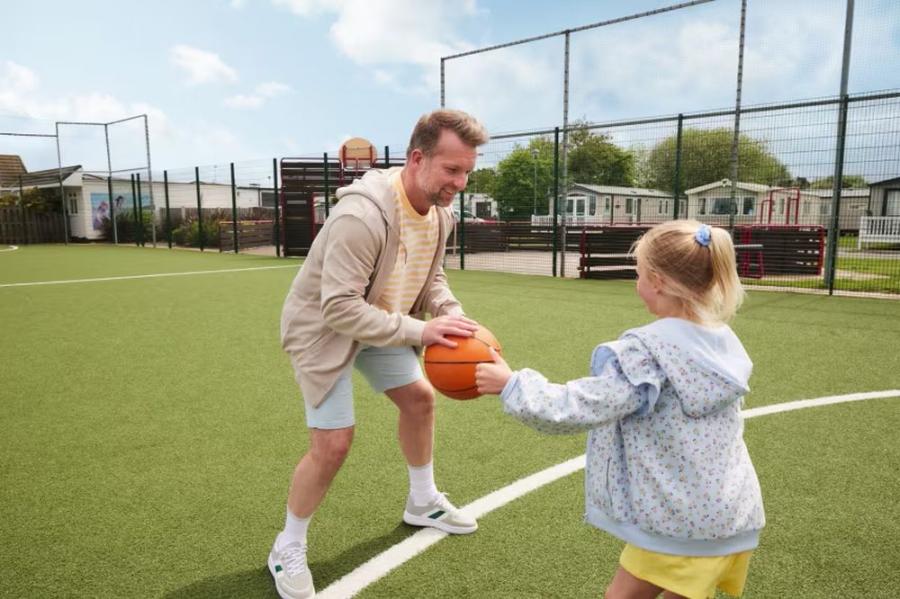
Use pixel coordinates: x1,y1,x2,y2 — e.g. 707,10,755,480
620,544,752,599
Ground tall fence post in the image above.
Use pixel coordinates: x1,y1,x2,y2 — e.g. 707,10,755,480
552,127,560,277
324,153,330,219
273,158,280,258
106,176,117,244
673,113,683,220
136,173,145,247
458,190,465,270
130,174,139,247
18,175,27,245
195,166,204,252
164,170,172,249
825,0,855,294
230,162,239,254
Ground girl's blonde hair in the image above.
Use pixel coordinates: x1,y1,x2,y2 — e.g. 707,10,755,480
632,220,745,324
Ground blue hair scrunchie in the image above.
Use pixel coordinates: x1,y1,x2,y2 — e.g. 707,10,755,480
694,224,712,247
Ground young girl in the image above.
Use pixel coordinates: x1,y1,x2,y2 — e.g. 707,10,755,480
476,220,764,599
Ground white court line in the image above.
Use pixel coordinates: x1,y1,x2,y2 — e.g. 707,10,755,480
317,389,900,599
0,245,19,252
0,264,298,288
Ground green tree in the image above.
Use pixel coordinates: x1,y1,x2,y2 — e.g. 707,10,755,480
0,187,61,212
492,128,635,219
466,167,497,196
809,175,868,189
567,124,635,187
493,138,555,219
646,128,791,192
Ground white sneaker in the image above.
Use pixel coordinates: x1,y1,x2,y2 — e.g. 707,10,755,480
268,540,315,599
402,492,478,534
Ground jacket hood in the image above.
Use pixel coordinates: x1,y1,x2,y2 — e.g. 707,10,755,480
335,167,402,220
624,318,752,417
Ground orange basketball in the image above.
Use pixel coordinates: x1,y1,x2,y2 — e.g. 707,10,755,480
424,326,502,400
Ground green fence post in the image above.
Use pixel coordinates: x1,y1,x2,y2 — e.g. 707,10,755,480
553,126,560,277
825,94,850,294
673,113,683,220
136,173,145,247
195,166,204,252
324,153,330,219
458,190,465,270
230,163,239,254
273,158,280,258
130,174,139,247
164,170,172,249
106,175,117,245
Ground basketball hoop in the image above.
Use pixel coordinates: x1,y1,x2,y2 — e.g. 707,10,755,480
339,137,377,170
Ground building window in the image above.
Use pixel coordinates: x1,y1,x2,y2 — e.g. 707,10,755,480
698,198,707,215
68,192,78,214
712,197,737,215
576,197,585,216
566,199,574,215
625,198,634,214
589,196,597,216
742,196,755,216
604,196,611,214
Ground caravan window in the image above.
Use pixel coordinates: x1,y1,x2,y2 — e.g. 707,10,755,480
604,196,611,214
566,199,574,215
576,197,585,216
589,196,597,216
712,197,737,215
625,198,633,214
742,196,755,215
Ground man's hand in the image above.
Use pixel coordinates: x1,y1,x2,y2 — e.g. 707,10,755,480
476,347,512,395
422,315,479,348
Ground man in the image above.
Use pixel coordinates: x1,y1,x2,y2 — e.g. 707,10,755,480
270,109,489,599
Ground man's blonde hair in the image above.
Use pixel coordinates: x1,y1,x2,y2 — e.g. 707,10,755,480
406,109,489,157
632,220,745,324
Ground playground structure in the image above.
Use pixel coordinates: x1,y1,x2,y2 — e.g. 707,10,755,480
279,138,404,256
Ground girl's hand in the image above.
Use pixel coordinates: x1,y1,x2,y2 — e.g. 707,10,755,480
476,347,513,395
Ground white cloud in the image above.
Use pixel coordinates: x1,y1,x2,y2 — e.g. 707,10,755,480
373,69,395,86
272,0,344,16
170,44,238,85
274,0,479,89
223,94,264,109
256,81,291,96
0,61,39,94
224,81,291,109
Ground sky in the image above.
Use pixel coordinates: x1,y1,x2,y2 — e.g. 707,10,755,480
1,0,898,178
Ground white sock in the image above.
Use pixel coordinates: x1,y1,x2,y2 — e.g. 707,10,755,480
408,462,439,505
277,507,311,549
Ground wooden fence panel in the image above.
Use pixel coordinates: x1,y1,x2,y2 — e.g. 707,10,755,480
0,206,65,244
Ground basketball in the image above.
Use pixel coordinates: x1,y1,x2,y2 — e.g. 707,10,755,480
424,326,502,400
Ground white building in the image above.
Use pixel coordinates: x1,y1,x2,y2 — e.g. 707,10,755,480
1,165,266,240
685,179,869,230
532,183,675,226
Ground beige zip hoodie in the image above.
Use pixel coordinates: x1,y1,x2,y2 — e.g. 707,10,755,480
280,167,463,408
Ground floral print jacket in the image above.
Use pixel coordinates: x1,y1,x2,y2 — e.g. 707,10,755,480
500,317,765,556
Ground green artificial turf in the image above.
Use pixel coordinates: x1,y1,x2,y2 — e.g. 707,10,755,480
1,244,898,598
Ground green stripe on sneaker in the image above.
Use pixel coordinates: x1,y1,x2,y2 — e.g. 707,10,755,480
428,510,445,519
275,565,283,573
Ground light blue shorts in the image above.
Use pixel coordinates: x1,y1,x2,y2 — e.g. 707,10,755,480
304,345,423,430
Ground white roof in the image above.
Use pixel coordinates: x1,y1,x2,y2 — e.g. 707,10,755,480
571,183,672,198
684,179,772,195
808,188,870,198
